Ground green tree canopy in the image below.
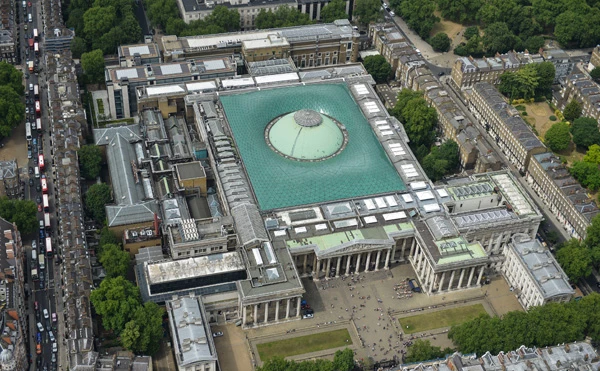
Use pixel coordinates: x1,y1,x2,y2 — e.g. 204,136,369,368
544,122,571,152
390,89,437,150
498,64,540,100
532,61,555,98
85,183,112,223
90,276,141,333
99,243,130,278
563,100,582,122
591,67,600,82
0,86,25,138
398,0,439,39
319,0,348,23
524,35,545,52
0,198,38,234
405,339,453,363
584,214,600,267
463,26,479,40
257,348,355,371
569,161,600,191
83,6,117,41
482,22,518,54
145,0,180,30
81,50,106,84
78,144,103,179
353,0,382,26
71,37,88,59
363,55,392,83
0,62,24,96
255,7,312,29
99,225,120,246
422,140,460,181
556,239,593,282
391,89,423,123
571,117,600,148
429,33,451,52
121,302,164,355
435,0,481,24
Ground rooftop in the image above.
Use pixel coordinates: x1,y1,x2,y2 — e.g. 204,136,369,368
220,83,406,211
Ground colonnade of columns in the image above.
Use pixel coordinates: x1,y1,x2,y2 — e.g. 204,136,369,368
410,241,485,294
303,249,392,280
242,297,302,327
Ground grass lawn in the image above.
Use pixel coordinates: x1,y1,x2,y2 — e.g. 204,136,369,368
520,102,555,138
399,304,488,334
256,329,352,361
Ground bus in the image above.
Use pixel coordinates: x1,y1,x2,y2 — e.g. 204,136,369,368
38,254,45,270
33,28,38,40
32,249,37,264
44,213,50,230
45,237,52,257
28,60,34,72
35,100,40,115
36,118,42,130
34,84,39,98
31,267,38,280
34,42,38,54
40,178,47,193
26,124,32,141
38,155,44,171
28,38,34,49
42,194,49,212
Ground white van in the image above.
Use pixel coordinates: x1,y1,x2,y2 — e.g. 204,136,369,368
22,1,26,8
29,83,33,91
34,166,39,178
28,13,32,23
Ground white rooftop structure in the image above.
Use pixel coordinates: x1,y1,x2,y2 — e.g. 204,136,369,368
146,251,245,284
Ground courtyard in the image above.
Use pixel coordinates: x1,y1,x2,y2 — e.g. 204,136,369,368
245,262,523,366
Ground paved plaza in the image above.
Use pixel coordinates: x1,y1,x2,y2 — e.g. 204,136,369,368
245,262,523,366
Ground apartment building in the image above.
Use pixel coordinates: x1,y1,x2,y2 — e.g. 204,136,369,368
527,152,598,240
590,45,600,69
503,234,573,309
469,82,546,173
369,23,418,74
117,43,162,67
540,47,574,84
553,73,600,121
159,20,358,64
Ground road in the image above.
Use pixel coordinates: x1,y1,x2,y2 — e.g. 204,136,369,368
17,0,62,369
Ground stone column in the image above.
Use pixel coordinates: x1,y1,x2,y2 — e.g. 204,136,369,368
487,233,494,252
365,252,372,272
345,254,352,275
336,257,341,277
275,301,280,322
477,266,485,286
409,238,416,258
400,239,407,260
384,249,391,269
467,267,476,287
355,253,362,273
457,268,466,288
264,302,269,323
286,299,290,319
312,254,318,275
374,250,382,271
296,297,301,317
447,270,456,291
303,255,308,274
253,305,258,325
243,305,247,325
427,270,435,294
309,3,314,20
326,258,332,279
439,272,446,292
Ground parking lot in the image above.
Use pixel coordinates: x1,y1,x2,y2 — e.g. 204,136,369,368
246,263,522,366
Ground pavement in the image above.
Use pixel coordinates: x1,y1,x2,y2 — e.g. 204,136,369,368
245,263,522,367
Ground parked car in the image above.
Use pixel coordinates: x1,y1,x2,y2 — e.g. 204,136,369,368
36,322,44,332
212,332,224,337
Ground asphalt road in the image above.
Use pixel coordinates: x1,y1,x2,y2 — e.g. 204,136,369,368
18,1,61,369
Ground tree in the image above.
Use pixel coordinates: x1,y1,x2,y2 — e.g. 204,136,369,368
556,239,593,281
524,36,545,52
255,7,311,29
584,214,600,266
544,122,571,152
90,276,141,333
405,340,453,363
78,144,103,179
85,183,112,223
122,302,164,355
532,61,555,98
422,141,460,181
204,5,241,32
99,225,120,246
571,117,600,148
569,161,600,191
0,62,24,96
498,65,539,100
401,98,438,150
591,67,600,82
119,13,143,45
320,0,347,23
81,50,106,84
429,33,451,52
99,243,130,278
391,89,424,123
463,26,479,40
353,0,382,26
0,86,24,138
83,6,117,41
482,22,517,54
436,0,481,24
71,37,88,58
398,0,439,39
0,198,38,234
363,55,392,83
332,348,355,371
563,100,582,122
145,0,180,30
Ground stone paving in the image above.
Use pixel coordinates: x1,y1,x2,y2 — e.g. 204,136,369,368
246,263,523,366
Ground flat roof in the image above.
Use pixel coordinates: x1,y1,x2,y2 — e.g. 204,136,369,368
220,83,406,210
146,252,245,284
175,161,206,180
435,237,487,265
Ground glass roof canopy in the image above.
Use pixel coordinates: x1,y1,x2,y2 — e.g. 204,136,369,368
220,83,406,211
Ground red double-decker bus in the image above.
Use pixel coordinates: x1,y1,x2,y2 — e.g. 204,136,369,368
38,154,44,171
40,178,47,194
35,100,40,116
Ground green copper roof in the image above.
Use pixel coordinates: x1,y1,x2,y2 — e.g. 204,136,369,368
266,110,347,161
